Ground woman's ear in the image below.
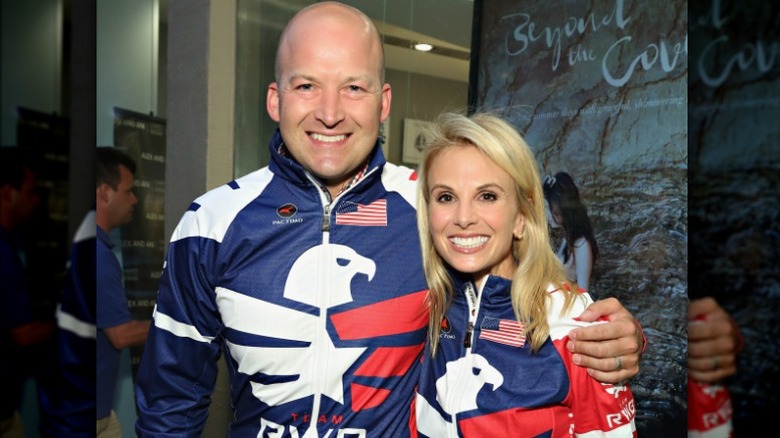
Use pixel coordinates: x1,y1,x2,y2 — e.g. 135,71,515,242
513,215,526,240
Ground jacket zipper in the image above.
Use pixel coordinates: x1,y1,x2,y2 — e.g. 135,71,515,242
463,282,478,349
322,204,330,232
447,281,480,436
305,166,380,433
317,166,379,234
305,175,335,432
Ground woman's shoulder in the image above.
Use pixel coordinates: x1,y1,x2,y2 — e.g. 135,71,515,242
571,237,590,249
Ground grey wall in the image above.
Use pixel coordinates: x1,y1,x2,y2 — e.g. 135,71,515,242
384,68,468,166
0,0,62,145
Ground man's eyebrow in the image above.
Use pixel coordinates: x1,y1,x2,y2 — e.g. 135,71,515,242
286,73,315,82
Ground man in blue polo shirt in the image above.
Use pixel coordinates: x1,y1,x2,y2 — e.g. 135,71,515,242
95,147,150,437
0,150,55,437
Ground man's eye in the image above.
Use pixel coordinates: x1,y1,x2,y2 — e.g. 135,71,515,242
296,84,313,91
347,85,364,92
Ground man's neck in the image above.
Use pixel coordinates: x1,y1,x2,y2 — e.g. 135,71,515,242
96,216,112,235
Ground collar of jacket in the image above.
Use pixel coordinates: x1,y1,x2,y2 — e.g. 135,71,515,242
267,129,387,194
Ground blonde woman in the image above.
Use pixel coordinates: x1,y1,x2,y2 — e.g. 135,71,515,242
414,112,636,437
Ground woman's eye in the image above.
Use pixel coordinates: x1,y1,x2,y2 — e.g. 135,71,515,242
435,193,454,203
480,192,498,201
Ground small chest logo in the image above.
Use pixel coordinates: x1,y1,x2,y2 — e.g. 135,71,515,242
440,316,451,334
277,203,298,218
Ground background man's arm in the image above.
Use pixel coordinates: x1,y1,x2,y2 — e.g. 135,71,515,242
688,297,740,383
10,320,55,347
103,319,151,350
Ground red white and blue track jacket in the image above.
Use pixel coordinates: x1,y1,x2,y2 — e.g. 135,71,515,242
135,131,429,437
688,380,733,438
415,273,637,437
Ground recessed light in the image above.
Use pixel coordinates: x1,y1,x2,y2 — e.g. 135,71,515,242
414,43,433,52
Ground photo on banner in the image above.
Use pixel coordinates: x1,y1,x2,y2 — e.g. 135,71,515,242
16,108,71,318
471,0,687,434
113,107,166,378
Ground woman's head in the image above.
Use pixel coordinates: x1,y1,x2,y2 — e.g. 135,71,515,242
542,171,599,261
423,139,523,282
416,112,572,354
417,112,547,283
543,172,580,228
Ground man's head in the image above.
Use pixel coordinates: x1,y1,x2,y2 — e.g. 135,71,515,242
96,146,138,233
0,149,40,231
267,2,391,198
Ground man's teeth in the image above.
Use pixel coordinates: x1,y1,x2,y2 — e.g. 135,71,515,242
312,133,347,142
450,236,488,248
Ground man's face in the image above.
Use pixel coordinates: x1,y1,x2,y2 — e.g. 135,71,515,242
9,168,41,225
106,165,138,228
267,9,391,197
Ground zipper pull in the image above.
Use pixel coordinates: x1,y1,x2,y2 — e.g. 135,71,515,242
322,204,330,232
464,321,474,348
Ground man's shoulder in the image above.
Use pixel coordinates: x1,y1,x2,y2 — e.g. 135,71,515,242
0,235,14,257
171,167,273,243
381,161,416,176
190,167,273,211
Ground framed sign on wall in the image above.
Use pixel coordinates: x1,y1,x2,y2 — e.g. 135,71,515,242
402,118,434,164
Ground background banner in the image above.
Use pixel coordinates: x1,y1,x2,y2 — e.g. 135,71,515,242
16,108,71,320
113,107,166,378
472,0,688,434
689,0,780,434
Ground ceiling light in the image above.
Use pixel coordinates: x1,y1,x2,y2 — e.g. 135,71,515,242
414,43,433,52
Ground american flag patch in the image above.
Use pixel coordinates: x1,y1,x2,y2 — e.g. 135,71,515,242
479,317,526,347
335,199,387,226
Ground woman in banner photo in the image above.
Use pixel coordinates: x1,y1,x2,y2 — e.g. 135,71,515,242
543,171,599,293
413,112,636,437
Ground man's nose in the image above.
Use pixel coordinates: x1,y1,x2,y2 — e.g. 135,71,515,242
315,89,345,128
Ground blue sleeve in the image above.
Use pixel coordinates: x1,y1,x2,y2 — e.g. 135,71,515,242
96,240,131,329
0,241,33,329
135,212,224,437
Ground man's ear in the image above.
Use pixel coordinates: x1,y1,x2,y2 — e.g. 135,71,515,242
267,83,281,122
380,83,392,122
96,183,109,204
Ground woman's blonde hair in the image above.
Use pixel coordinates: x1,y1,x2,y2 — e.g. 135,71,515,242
416,111,577,356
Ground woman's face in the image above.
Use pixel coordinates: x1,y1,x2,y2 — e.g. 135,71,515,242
545,198,563,229
426,144,524,282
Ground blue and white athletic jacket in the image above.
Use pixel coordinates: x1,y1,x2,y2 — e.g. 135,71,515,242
135,131,429,437
415,273,637,437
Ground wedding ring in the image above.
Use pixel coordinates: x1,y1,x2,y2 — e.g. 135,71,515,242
614,355,623,371
712,356,720,370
